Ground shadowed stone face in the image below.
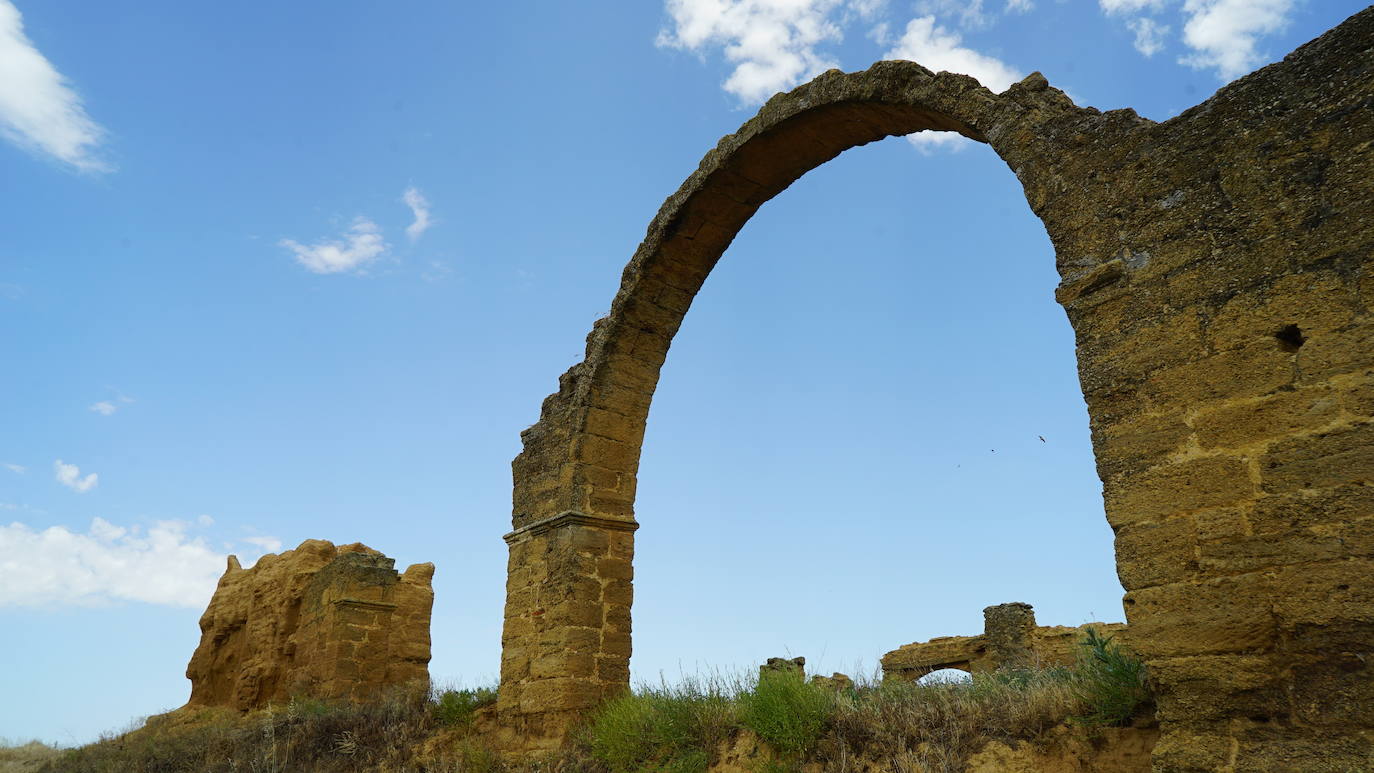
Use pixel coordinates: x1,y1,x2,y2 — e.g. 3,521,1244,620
185,539,434,711
503,8,1374,768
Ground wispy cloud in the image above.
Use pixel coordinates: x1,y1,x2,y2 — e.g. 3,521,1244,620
242,535,283,553
0,517,242,607
0,0,109,172
280,217,388,275
89,401,117,416
916,0,991,29
53,459,97,493
1099,0,1166,12
883,15,1021,151
402,187,433,242
1128,17,1169,56
1098,0,1294,81
657,0,850,104
3,462,25,475
1178,0,1292,80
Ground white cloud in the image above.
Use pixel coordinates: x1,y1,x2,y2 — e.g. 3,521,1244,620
1098,0,1165,13
0,0,109,172
53,459,97,493
402,186,433,242
1128,16,1169,56
882,17,1020,152
884,16,1021,92
868,20,892,45
657,0,850,104
1005,0,1033,13
242,535,282,553
197,514,214,527
882,16,1021,151
280,217,388,275
850,0,887,19
3,462,25,474
89,400,116,416
1178,0,1292,81
916,0,991,29
0,517,228,607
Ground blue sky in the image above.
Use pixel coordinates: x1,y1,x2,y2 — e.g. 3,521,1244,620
1,0,1364,746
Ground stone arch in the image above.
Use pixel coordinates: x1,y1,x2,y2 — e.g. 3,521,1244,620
502,9,1374,767
499,61,1092,737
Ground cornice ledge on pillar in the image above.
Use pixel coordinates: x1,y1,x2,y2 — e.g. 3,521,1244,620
504,510,640,544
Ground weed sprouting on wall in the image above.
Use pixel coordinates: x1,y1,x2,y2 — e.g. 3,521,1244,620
1069,627,1152,727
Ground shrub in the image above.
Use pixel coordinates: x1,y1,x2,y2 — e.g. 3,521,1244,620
738,670,833,757
1070,627,1151,727
434,686,499,728
587,677,736,773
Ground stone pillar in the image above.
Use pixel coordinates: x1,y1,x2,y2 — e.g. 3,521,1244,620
983,602,1037,670
498,511,636,744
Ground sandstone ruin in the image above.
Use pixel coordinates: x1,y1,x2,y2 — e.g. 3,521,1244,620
185,539,434,711
500,7,1374,770
881,602,1127,681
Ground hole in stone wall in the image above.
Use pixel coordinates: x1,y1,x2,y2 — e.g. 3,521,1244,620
1275,324,1306,351
917,668,973,686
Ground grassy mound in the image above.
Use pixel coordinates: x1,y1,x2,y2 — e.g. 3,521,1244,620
38,631,1151,772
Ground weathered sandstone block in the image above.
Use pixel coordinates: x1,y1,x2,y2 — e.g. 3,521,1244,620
184,539,434,711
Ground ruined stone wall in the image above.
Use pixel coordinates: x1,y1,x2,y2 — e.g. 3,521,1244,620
881,603,1128,681
186,539,434,711
1038,14,1374,768
504,8,1374,768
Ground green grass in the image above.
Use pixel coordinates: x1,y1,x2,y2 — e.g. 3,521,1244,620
586,676,737,773
1069,627,1153,727
36,683,504,773
0,739,63,773
583,632,1153,772
434,686,500,728
738,670,833,757
39,633,1152,773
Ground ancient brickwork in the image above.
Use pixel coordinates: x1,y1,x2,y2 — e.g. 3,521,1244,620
498,512,635,743
504,8,1374,767
881,603,1128,681
186,539,434,711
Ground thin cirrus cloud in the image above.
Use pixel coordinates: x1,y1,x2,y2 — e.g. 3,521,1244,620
402,186,433,242
89,400,117,416
54,459,97,493
242,535,284,553
3,462,25,474
1128,17,1170,57
282,188,438,274
0,0,109,172
914,0,1035,30
0,517,282,608
280,217,389,275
